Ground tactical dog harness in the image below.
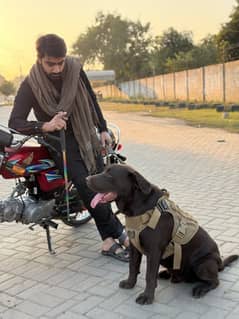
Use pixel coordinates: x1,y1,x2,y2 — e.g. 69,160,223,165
125,194,199,270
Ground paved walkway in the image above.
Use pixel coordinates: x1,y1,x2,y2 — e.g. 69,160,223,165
0,107,239,318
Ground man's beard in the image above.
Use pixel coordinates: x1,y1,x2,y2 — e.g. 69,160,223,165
48,72,62,80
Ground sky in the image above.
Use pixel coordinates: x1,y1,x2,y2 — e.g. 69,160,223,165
0,0,236,80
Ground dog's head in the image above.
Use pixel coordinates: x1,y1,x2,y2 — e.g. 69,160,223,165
86,164,158,215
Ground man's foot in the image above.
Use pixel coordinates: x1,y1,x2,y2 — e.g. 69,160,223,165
101,242,129,262
118,230,130,248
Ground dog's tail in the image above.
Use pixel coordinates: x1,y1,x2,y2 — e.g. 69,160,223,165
219,254,239,271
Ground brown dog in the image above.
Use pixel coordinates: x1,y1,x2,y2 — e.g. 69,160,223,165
86,164,238,305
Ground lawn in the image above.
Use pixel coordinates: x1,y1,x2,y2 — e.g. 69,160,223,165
101,102,239,133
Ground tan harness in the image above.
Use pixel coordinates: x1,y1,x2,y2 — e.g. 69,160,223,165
125,195,199,270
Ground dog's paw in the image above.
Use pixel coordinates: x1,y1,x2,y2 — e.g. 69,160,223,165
136,292,154,305
119,279,136,289
192,284,210,298
158,270,171,280
171,274,183,283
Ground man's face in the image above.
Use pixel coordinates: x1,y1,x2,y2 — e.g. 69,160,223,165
39,55,66,80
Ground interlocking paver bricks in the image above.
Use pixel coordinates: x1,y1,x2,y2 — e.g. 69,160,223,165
0,107,239,318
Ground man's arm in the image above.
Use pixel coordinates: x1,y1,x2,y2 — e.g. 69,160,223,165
8,78,45,135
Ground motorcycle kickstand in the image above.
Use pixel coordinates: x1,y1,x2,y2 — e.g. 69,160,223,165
29,221,58,255
37,220,58,255
44,220,58,255
44,224,56,255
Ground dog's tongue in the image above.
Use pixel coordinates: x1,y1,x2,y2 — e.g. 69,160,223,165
91,193,105,208
90,192,117,208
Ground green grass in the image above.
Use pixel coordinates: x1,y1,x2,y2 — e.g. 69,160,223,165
101,102,239,133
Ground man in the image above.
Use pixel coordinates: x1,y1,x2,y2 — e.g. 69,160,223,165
8,34,129,262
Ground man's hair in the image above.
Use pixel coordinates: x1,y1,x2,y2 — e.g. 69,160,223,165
36,34,67,59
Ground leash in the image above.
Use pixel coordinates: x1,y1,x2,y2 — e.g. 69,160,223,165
60,129,70,221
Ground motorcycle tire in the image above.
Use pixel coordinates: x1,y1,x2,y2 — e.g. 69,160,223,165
61,209,92,227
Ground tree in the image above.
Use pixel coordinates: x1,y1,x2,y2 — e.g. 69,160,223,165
165,35,221,72
217,0,239,61
0,80,15,96
151,28,194,74
72,12,152,80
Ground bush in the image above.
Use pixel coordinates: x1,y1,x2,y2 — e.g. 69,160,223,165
216,105,224,112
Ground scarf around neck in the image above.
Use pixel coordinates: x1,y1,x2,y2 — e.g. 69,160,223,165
28,56,101,174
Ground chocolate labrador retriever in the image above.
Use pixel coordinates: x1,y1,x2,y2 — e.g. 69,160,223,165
86,164,238,305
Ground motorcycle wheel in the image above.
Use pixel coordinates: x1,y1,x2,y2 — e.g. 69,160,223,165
61,209,92,227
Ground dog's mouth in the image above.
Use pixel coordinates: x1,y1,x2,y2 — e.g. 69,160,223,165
90,192,117,208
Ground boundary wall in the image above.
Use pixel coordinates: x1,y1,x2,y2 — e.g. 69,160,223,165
95,60,239,103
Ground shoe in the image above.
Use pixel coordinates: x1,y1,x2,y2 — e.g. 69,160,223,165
101,242,129,262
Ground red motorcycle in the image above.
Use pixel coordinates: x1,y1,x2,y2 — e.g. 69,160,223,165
0,124,126,253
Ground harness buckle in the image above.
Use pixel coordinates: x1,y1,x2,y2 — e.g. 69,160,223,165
175,230,185,239
175,221,186,240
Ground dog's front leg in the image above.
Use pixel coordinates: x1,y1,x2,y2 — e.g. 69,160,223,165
119,245,142,289
136,252,161,305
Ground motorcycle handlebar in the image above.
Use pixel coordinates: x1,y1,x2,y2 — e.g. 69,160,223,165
4,132,60,153
9,135,33,149
4,125,126,162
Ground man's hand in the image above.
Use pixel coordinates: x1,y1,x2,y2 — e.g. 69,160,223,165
100,131,112,148
42,112,68,132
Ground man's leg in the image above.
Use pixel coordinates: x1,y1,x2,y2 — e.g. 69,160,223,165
48,135,129,259
70,158,129,259
67,155,121,236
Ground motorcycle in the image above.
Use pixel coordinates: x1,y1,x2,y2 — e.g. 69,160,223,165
0,124,126,254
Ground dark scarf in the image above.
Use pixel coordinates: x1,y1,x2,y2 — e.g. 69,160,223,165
28,56,101,173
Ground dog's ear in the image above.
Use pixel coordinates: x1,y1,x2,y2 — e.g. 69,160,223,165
130,171,152,194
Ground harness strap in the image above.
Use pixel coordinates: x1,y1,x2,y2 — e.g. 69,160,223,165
173,243,182,270
148,207,161,229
